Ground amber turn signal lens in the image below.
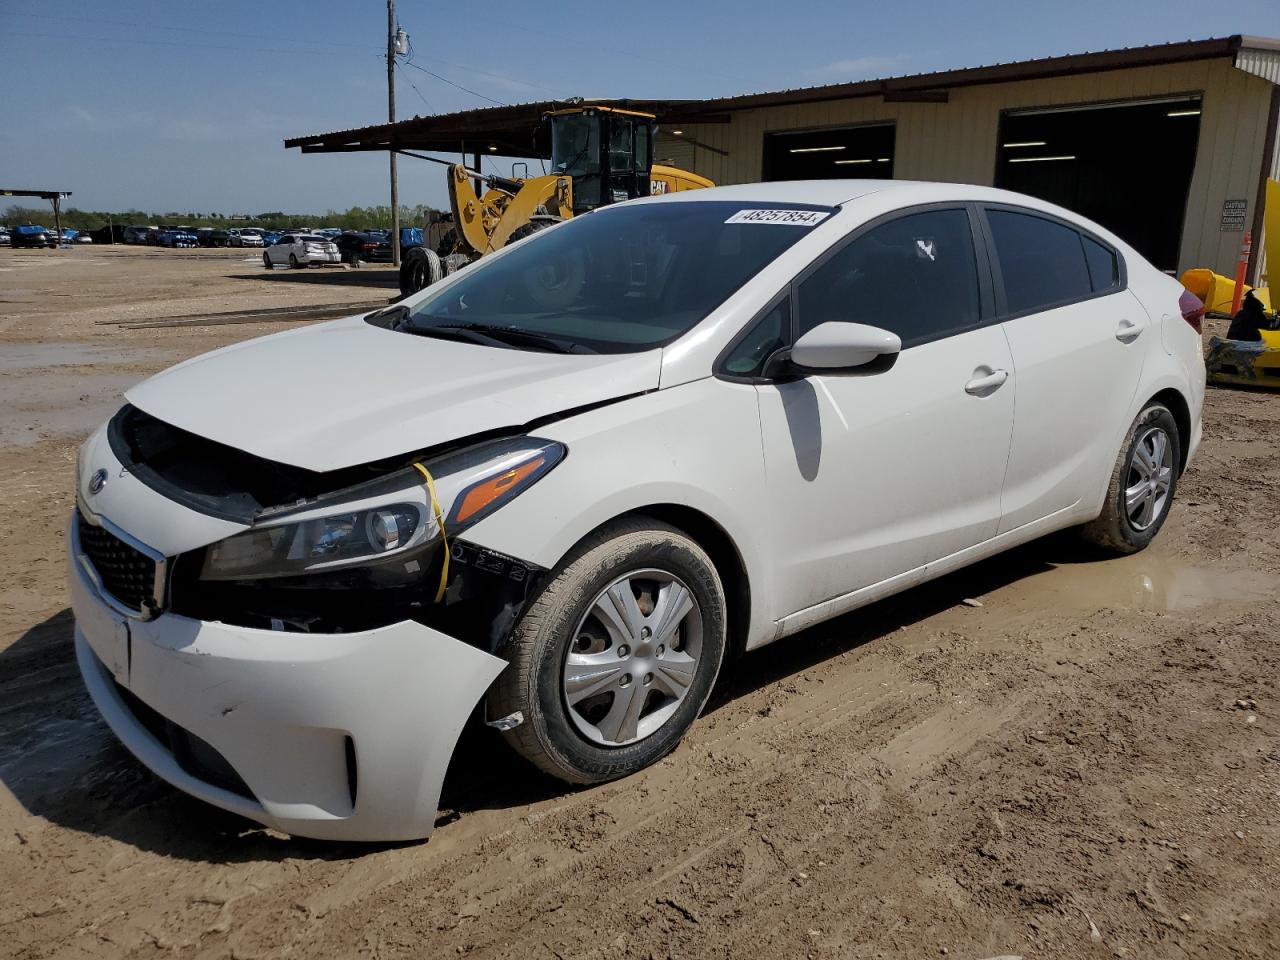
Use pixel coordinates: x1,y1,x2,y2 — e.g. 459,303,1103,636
454,457,546,523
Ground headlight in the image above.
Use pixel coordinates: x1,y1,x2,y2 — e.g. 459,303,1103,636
201,436,564,581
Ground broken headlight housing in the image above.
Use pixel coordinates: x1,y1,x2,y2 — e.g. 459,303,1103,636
201,437,564,582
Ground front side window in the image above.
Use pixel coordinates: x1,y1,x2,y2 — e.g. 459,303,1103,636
796,208,981,347
987,209,1093,315
399,201,834,354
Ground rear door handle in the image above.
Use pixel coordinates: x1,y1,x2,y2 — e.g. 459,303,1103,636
965,367,1009,396
1115,319,1142,343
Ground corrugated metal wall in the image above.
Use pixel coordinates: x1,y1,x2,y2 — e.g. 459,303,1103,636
658,58,1277,278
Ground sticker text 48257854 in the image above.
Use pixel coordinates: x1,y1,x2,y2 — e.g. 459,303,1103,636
724,208,832,226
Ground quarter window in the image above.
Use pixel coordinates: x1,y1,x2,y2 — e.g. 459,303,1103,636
724,296,789,377
796,209,981,347
1082,235,1120,292
987,209,1094,315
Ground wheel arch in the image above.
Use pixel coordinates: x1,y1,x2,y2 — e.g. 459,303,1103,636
556,504,753,659
1148,387,1191,474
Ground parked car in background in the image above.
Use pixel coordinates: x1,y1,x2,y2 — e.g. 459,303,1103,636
228,228,265,248
196,228,213,246
11,224,57,248
123,225,155,245
57,228,80,245
158,228,200,248
74,232,94,244
0,228,10,246
68,181,1204,842
260,230,282,247
333,231,390,264
263,233,341,268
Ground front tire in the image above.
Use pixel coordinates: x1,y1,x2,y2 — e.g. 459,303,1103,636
490,519,727,785
262,252,272,269
1081,402,1181,554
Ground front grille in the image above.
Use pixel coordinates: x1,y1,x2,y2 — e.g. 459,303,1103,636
77,511,157,613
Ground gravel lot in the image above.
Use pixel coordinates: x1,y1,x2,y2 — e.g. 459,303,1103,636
1,245,1277,960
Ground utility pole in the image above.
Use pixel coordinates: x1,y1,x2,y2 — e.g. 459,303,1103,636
386,0,400,267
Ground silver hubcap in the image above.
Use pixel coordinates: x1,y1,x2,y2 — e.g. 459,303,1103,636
562,569,703,747
1125,426,1174,531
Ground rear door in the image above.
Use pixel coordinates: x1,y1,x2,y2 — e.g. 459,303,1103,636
981,206,1145,533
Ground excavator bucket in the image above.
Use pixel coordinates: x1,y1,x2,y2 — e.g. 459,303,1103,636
1205,329,1280,388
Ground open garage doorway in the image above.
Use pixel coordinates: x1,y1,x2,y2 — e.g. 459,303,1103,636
995,96,1202,272
763,123,895,181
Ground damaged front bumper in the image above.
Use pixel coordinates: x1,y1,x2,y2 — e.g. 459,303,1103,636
70,521,506,842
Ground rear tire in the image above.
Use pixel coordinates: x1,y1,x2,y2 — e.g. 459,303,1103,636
288,253,299,269
1080,402,1181,554
490,519,727,785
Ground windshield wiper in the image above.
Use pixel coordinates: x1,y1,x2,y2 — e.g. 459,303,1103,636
434,323,595,354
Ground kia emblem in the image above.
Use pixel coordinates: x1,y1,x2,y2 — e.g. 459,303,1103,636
88,468,108,495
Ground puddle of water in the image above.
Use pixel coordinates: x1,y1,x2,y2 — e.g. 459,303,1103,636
1000,550,1275,613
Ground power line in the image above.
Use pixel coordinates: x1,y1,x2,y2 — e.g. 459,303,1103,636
400,59,504,107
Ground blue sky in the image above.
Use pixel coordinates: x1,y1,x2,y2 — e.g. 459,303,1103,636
2,0,1277,214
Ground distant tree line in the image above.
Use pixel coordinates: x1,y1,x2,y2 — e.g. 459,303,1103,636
2,203,442,232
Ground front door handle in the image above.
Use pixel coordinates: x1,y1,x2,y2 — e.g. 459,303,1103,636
965,367,1009,396
1115,319,1142,343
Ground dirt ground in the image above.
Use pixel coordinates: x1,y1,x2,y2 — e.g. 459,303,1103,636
1,245,1277,960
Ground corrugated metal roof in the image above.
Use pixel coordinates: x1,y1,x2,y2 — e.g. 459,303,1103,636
285,35,1278,155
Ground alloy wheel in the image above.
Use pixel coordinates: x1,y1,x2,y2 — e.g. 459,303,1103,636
1125,426,1174,531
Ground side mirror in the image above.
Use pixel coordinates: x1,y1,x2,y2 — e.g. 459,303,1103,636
787,322,902,374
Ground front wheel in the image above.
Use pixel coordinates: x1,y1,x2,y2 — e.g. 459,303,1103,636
490,519,727,785
262,252,272,269
1080,402,1181,554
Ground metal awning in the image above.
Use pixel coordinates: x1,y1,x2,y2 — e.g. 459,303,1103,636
285,36,1279,159
284,99,707,159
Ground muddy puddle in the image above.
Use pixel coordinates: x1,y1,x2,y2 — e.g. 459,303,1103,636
991,547,1275,614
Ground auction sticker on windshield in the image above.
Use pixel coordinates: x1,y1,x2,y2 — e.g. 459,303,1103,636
725,208,831,226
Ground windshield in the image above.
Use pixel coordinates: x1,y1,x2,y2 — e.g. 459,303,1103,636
397,200,835,354
551,113,600,177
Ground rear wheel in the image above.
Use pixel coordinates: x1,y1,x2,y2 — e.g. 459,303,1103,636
1081,402,1181,554
490,519,727,785
288,253,299,269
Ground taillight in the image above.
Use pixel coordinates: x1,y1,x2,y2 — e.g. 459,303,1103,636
1178,289,1204,334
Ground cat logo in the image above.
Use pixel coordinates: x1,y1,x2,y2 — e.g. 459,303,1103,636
650,180,670,195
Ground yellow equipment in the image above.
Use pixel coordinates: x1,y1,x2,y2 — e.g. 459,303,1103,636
1205,329,1280,388
400,106,712,295
1179,268,1271,314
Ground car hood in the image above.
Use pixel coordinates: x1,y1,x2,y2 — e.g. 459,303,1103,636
125,313,663,472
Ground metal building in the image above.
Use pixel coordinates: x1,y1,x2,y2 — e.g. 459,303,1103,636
287,35,1280,283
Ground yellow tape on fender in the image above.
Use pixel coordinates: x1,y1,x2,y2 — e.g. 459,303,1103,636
412,462,450,603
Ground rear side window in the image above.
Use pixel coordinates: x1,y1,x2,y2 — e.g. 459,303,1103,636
1082,235,1119,292
987,209,1093,315
797,208,981,348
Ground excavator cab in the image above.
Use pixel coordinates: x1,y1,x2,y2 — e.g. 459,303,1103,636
548,107,653,213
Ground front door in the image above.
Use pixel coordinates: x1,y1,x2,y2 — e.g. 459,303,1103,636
753,206,1015,619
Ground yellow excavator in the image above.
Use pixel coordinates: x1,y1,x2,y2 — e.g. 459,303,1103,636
399,105,712,295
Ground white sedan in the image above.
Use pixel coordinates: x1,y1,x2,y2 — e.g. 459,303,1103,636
263,233,341,268
70,181,1203,841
